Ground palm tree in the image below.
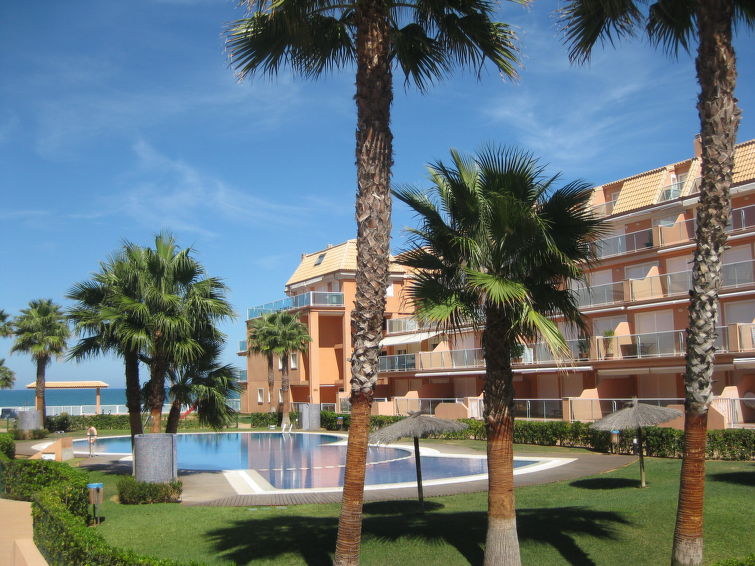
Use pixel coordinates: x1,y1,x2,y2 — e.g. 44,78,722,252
68,250,149,441
0,359,14,389
560,4,753,564
0,310,13,337
133,234,234,433
225,4,520,562
165,342,240,434
247,314,278,412
394,146,602,566
11,299,70,427
266,311,311,427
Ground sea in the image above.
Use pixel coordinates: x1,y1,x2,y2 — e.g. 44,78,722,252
0,388,239,409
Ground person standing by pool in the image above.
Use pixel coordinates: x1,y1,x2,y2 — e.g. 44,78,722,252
87,425,97,457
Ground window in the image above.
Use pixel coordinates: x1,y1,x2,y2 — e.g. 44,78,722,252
278,357,283,370
278,389,284,404
314,253,326,266
290,353,298,369
257,389,264,404
385,283,394,297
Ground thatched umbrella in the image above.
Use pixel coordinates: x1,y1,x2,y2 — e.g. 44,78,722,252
591,399,681,487
369,412,468,510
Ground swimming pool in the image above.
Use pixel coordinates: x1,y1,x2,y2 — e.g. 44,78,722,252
74,432,565,491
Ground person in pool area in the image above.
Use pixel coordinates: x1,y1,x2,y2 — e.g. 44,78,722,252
87,426,97,457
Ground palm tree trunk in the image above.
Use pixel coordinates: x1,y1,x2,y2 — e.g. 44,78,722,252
35,357,47,429
165,399,181,434
672,2,740,565
281,357,291,427
267,355,275,413
482,312,520,566
148,360,167,433
124,350,143,443
334,0,393,563
334,394,371,566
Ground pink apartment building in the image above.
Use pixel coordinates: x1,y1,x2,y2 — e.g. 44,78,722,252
239,138,755,429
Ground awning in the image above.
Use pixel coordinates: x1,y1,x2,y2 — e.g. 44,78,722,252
26,381,109,389
380,331,441,347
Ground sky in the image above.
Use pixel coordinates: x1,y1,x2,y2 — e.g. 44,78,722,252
0,1,753,389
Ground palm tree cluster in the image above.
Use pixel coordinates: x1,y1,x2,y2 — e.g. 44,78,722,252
0,310,17,390
246,311,311,426
396,146,603,566
67,233,236,440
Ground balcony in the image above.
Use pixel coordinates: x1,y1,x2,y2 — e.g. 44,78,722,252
238,340,247,353
378,327,734,372
238,370,247,382
595,228,653,259
591,199,617,218
247,291,344,319
628,270,692,301
573,281,624,308
657,180,685,203
385,317,431,335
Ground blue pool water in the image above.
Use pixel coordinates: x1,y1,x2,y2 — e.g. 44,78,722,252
76,432,534,489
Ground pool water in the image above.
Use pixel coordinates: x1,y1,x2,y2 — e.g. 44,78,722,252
77,432,534,489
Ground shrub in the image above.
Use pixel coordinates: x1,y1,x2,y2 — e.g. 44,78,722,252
245,411,300,428
0,432,14,459
117,476,182,504
12,428,48,440
46,413,132,432
33,487,196,566
1,460,88,511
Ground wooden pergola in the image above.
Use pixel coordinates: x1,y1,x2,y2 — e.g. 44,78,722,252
26,381,110,413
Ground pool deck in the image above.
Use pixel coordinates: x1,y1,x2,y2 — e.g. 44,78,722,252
61,440,637,507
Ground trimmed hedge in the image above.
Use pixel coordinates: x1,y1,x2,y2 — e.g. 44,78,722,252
12,428,48,440
117,476,182,504
1,460,89,514
318,413,755,460
46,413,132,432
0,432,14,459
33,487,197,566
245,411,300,428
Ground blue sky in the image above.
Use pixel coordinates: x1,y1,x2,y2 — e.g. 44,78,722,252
1,1,753,389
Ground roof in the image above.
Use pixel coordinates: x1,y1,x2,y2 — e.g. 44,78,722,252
25,381,109,389
599,138,755,216
286,239,407,287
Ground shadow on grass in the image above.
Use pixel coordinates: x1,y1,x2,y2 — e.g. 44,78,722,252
709,469,755,487
363,499,444,514
205,505,629,566
570,477,641,490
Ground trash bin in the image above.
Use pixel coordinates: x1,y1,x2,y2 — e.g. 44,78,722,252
337,416,344,430
87,482,104,505
610,430,621,454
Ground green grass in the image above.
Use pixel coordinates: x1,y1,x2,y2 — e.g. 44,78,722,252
81,455,754,566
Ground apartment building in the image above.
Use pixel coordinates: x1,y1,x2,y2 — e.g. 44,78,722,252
239,138,755,428
237,240,413,414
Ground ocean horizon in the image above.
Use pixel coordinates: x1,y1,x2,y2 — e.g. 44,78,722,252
0,387,239,408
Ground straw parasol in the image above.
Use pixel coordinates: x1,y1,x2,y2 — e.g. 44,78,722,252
591,399,681,487
369,412,468,510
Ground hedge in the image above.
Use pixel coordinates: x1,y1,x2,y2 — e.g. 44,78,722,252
318,414,755,460
46,413,133,432
117,476,182,504
1,460,89,515
0,432,14,459
33,487,198,566
245,411,300,428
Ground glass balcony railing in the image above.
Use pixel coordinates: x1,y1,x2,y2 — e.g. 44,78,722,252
595,228,653,259
591,199,617,218
729,204,755,231
238,370,247,382
378,326,737,372
247,291,344,319
385,317,431,335
573,281,624,308
657,180,685,202
722,259,755,287
629,270,692,301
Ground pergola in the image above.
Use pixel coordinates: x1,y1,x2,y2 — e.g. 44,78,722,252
26,381,110,413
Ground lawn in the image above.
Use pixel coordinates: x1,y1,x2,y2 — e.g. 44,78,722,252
82,452,754,566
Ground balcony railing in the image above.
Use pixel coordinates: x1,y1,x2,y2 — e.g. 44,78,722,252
379,327,733,371
657,181,685,203
238,370,247,382
247,291,344,319
595,228,653,259
722,259,755,287
591,199,617,218
573,281,624,308
629,269,692,301
385,317,431,335
729,204,755,231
